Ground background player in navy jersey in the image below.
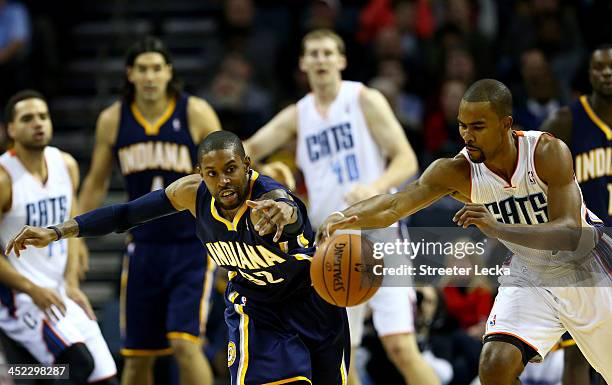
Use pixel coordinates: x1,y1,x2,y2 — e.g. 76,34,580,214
540,44,612,385
318,79,611,385
5,130,350,385
78,37,220,385
541,44,612,227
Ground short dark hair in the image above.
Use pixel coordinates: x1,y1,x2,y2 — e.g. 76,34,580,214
4,90,47,123
591,43,612,64
198,131,246,162
462,79,512,117
121,36,183,102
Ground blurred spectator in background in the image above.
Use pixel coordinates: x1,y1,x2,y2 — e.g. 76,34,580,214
513,49,561,130
201,52,273,137
423,79,467,163
219,0,281,87
0,0,31,113
500,0,583,100
369,59,424,146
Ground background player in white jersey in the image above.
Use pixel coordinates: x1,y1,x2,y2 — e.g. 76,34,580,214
0,90,117,384
318,79,612,385
244,29,440,385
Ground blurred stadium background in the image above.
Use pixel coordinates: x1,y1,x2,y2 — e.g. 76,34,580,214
0,0,610,384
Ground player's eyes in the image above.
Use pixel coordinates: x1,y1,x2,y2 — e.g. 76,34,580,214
207,171,216,177
227,167,235,174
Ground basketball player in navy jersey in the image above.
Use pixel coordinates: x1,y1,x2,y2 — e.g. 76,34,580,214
6,130,351,385
245,29,439,385
78,37,220,385
540,44,612,385
541,44,612,227
318,79,612,384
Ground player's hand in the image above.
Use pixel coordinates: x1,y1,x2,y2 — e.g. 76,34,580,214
66,284,96,320
344,184,381,205
452,203,500,238
28,286,66,322
259,162,296,191
4,226,57,257
77,239,90,280
315,212,358,245
246,199,296,242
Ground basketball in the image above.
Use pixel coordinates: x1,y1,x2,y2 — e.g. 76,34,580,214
311,233,383,307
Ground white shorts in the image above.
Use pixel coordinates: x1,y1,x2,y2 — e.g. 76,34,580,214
346,226,416,347
0,289,117,382
485,284,612,382
347,286,416,347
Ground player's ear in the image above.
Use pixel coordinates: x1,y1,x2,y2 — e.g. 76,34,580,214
126,66,134,82
338,54,347,71
244,156,251,174
501,115,513,131
298,56,307,72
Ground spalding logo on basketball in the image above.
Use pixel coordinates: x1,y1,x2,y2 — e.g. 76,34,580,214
311,233,383,307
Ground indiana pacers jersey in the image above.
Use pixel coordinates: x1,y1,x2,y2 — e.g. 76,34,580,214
460,131,602,277
0,147,72,288
296,81,386,228
195,171,314,302
569,95,612,226
114,93,198,241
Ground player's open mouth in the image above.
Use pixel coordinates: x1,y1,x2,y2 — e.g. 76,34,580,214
220,190,237,199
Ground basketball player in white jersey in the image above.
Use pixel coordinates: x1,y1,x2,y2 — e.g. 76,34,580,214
318,79,612,384
244,29,441,385
0,90,117,384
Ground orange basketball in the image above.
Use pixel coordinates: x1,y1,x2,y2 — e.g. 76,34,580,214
310,233,383,307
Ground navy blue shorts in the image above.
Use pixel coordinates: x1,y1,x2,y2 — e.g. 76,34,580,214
120,240,213,355
225,283,350,385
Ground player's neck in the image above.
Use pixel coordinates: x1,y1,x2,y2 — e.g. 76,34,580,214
484,132,518,182
312,79,342,109
134,94,171,122
14,144,47,183
590,92,612,122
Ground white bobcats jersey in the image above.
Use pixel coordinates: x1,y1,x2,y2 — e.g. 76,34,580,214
296,81,386,228
460,130,602,277
0,147,73,288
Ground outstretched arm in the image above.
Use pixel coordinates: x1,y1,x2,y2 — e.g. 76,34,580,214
317,157,469,243
4,175,201,256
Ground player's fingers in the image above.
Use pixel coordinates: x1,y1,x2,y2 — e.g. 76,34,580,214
259,221,276,236
4,238,15,256
246,200,263,209
52,294,67,317
78,296,96,321
273,223,284,243
265,205,281,219
452,206,468,222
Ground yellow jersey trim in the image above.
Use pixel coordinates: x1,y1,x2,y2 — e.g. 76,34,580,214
167,332,202,345
580,95,612,140
294,253,312,261
210,171,260,231
236,304,249,384
119,254,130,337
130,97,177,136
263,376,312,385
121,347,173,356
297,233,309,248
